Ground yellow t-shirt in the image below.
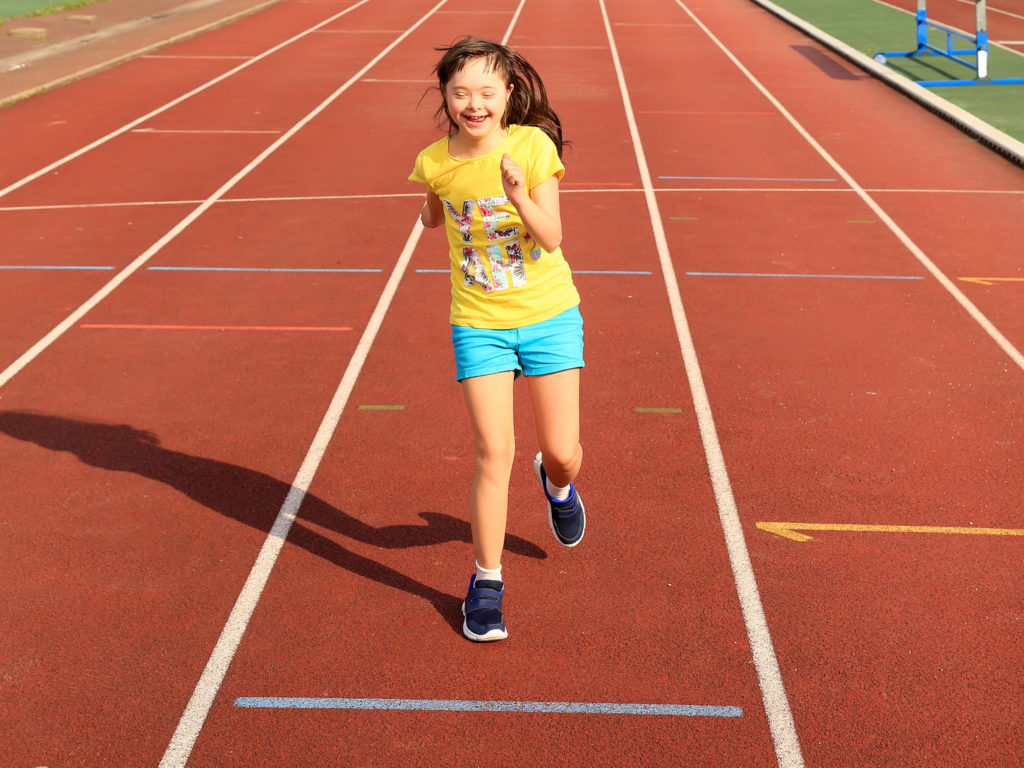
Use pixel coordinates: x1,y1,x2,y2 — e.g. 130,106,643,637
409,124,580,329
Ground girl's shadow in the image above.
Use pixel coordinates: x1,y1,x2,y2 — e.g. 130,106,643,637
0,410,546,636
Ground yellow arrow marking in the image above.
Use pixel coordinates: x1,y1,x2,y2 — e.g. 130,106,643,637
756,521,1024,543
959,277,1024,286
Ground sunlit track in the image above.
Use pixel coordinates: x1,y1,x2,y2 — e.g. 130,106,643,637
2,0,1022,765
4,186,1024,212
0,1,450,392
601,0,806,764
675,0,1024,373
158,2,529,765
0,0,377,200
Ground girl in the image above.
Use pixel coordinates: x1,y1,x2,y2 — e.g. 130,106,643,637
409,37,586,642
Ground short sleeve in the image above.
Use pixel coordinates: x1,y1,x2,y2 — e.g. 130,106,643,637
408,150,427,185
527,129,565,191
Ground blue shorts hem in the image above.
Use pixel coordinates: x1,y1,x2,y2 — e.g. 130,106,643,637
524,362,584,378
456,363,522,382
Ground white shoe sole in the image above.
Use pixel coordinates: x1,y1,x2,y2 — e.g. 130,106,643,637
461,601,508,642
533,452,585,548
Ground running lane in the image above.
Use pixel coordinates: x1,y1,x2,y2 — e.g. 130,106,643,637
176,0,779,766
0,1,453,766
3,0,1020,766
0,0,440,372
0,0,345,185
610,0,1023,765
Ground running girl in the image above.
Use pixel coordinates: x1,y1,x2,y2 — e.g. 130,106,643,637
409,37,586,642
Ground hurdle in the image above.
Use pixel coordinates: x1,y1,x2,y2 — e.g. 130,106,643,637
873,0,1024,86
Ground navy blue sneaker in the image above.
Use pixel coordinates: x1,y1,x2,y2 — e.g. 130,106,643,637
462,575,508,642
533,452,586,547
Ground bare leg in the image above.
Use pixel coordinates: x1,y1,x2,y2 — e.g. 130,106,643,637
527,368,582,487
461,371,516,571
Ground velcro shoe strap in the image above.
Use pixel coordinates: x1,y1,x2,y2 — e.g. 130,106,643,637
550,493,578,515
466,585,503,613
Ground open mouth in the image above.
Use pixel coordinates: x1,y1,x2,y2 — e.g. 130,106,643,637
464,114,488,126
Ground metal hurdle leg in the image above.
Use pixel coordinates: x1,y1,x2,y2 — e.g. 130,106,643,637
975,0,988,79
874,0,1024,86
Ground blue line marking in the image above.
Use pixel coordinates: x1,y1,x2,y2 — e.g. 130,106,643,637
415,269,449,273
573,274,651,280
686,272,924,281
0,265,115,271
658,175,837,182
147,266,382,273
234,697,742,718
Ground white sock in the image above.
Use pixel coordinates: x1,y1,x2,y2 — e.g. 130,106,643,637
546,478,571,502
475,560,502,584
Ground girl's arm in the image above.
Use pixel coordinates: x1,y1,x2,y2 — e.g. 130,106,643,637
420,190,444,228
500,153,562,253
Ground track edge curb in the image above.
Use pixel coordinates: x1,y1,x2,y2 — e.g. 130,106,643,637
746,0,1024,167
0,0,286,108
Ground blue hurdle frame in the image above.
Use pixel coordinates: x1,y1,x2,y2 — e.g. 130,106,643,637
875,0,1024,86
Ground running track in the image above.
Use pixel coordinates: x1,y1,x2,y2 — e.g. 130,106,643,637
1,0,1022,766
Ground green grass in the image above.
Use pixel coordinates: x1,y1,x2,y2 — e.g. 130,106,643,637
0,0,107,24
763,0,1024,144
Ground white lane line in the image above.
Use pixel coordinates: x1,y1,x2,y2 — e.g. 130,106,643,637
313,28,403,32
142,55,255,60
0,193,421,211
598,2,805,767
676,0,1024,372
5,186,1024,213
956,0,1024,24
156,4,455,764
501,0,527,44
0,0,377,201
0,200,201,211
131,128,282,134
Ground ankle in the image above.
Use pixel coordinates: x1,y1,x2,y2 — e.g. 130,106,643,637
545,477,571,502
475,560,502,584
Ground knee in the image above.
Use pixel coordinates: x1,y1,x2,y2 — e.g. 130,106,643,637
543,442,582,476
475,433,516,474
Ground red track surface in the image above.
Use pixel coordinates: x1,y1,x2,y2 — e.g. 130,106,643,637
1,0,1021,766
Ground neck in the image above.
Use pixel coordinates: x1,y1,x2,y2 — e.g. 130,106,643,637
449,126,509,159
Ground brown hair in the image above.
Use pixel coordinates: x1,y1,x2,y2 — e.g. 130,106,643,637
431,37,567,157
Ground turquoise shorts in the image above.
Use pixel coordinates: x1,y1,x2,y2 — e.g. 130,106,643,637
451,306,584,381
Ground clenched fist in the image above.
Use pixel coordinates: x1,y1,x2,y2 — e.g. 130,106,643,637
500,153,526,203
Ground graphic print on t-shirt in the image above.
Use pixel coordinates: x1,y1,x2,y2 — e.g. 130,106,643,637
444,196,534,293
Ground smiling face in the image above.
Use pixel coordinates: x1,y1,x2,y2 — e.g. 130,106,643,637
443,56,512,153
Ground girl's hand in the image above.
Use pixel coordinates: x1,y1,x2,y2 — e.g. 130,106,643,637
500,153,527,202
420,190,443,228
